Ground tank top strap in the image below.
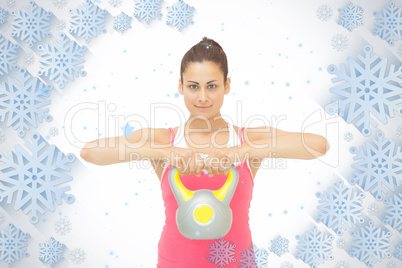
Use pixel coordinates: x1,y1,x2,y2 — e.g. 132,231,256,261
239,126,245,144
168,127,174,146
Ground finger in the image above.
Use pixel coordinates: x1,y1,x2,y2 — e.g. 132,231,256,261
195,153,204,177
205,157,213,177
189,152,196,176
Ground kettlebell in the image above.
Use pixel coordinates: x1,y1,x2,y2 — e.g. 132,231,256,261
168,158,239,240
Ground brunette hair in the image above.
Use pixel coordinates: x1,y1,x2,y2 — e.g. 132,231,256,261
180,37,228,85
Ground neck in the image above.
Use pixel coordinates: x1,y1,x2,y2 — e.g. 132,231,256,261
185,113,228,134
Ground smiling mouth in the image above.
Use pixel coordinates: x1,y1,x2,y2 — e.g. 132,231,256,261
196,105,211,108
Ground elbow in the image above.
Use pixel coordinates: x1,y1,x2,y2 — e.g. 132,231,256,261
320,138,330,155
80,148,91,162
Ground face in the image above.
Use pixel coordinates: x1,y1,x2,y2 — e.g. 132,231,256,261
179,61,231,119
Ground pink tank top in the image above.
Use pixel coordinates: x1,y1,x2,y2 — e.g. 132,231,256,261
157,126,256,267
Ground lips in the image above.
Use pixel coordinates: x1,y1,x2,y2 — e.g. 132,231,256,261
196,105,211,108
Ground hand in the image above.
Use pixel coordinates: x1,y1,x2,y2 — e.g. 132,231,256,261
204,149,235,177
168,147,205,176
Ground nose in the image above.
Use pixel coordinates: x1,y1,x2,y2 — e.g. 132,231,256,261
198,88,208,101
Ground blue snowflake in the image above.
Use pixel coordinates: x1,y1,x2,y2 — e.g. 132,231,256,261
394,242,402,261
37,33,87,89
11,1,52,47
337,2,364,32
0,35,19,75
0,68,53,137
295,226,334,268
0,8,8,24
382,192,402,233
0,223,30,267
0,132,76,224
69,0,107,43
350,221,391,267
208,237,236,268
113,12,132,32
270,235,289,256
133,0,163,24
349,131,402,201
166,0,194,32
326,45,402,137
315,180,365,235
373,2,402,46
252,244,268,268
39,237,65,267
239,244,257,267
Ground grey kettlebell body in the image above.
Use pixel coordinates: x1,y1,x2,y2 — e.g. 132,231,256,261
168,164,239,240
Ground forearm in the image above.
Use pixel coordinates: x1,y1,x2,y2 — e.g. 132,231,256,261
239,133,327,161
80,137,168,165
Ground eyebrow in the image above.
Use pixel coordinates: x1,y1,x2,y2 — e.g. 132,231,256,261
187,80,217,85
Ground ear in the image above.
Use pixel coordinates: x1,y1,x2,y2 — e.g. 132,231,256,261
178,78,183,95
224,77,231,94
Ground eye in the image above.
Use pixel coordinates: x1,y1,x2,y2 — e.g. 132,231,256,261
189,85,198,89
209,84,217,89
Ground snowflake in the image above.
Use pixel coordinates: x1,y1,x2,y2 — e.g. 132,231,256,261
295,226,334,268
368,203,380,216
335,260,350,268
387,260,397,268
326,45,402,137
11,1,52,48
331,34,348,51
52,0,68,9
337,239,346,249
38,33,87,89
350,221,392,267
39,237,65,267
22,52,35,66
344,131,353,142
373,2,402,46
337,2,364,32
280,262,294,268
395,242,402,260
382,192,402,233
0,8,8,24
349,131,402,201
6,0,16,9
0,223,30,267
166,0,194,32
0,35,19,75
0,212,5,225
69,0,107,43
54,216,72,235
69,248,86,264
49,126,59,137
316,5,333,21
0,129,6,145
0,68,53,137
208,237,236,268
57,20,66,31
133,0,163,24
397,126,402,140
109,0,122,8
315,179,365,235
252,244,268,268
0,132,76,224
269,235,289,256
113,12,132,32
239,244,257,267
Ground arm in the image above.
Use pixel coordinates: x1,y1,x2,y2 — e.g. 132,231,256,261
233,127,330,161
80,128,169,166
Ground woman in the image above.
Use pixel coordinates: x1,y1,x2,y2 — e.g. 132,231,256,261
80,37,330,267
